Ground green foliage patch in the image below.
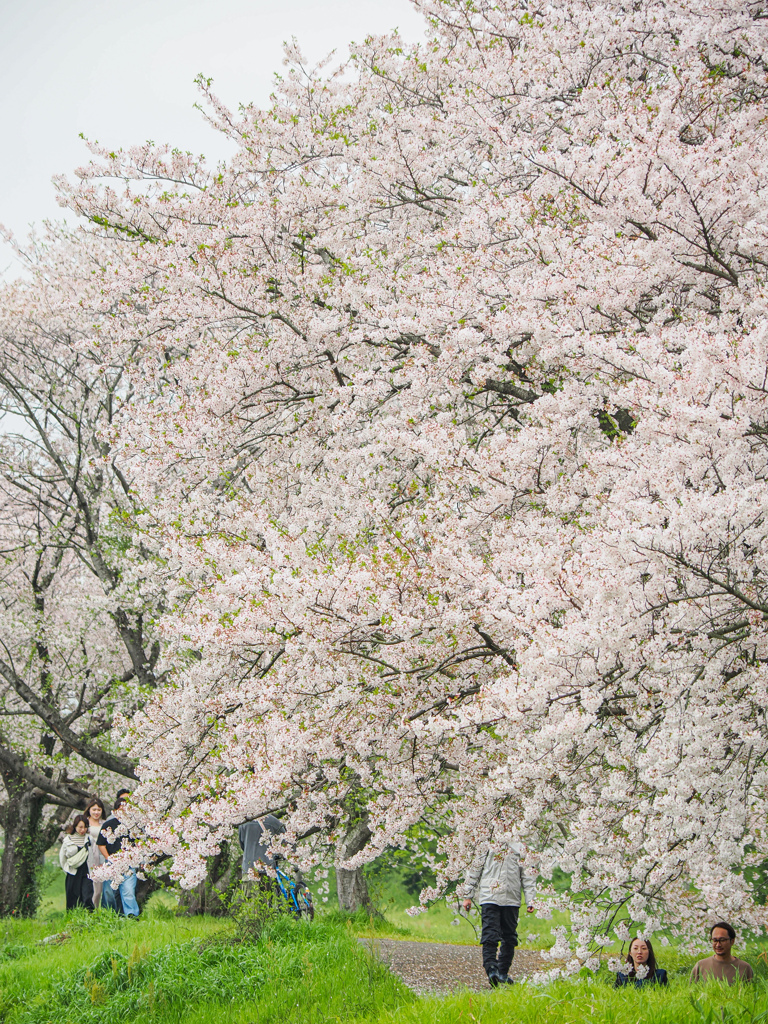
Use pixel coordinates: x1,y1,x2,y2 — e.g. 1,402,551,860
0,913,410,1024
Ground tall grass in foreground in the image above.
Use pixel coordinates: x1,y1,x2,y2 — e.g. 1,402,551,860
0,913,411,1024
380,976,768,1024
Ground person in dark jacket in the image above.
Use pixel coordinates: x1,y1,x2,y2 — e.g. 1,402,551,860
59,814,94,911
97,790,140,917
238,814,287,878
238,814,288,904
615,936,668,988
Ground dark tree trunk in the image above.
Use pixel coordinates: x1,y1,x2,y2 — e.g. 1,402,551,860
0,771,47,917
135,868,174,913
336,817,376,914
178,836,240,915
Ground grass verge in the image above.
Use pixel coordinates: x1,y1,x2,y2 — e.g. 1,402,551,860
380,974,768,1024
5,868,768,1024
0,911,411,1024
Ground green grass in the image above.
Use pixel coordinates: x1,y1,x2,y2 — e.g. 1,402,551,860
379,975,768,1024
370,891,568,947
345,864,569,947
3,899,768,1024
0,910,411,1024
3,862,767,1024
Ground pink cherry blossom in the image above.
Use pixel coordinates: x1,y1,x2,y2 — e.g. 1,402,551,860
5,0,765,952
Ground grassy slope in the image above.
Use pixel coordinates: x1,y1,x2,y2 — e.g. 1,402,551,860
2,866,766,1024
0,909,411,1024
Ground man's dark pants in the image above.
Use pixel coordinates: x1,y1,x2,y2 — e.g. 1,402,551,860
481,904,519,977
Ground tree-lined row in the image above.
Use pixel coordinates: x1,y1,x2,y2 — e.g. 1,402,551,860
0,273,159,913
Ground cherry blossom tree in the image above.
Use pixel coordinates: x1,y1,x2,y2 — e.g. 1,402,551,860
33,0,768,946
0,238,166,914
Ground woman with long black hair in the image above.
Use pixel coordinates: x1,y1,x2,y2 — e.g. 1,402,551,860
84,797,107,908
615,936,668,988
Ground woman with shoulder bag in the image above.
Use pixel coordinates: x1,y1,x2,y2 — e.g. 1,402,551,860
59,814,95,911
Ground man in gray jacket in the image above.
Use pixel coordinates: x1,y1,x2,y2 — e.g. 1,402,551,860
461,842,537,987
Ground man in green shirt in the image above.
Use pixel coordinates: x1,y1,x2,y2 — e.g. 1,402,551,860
690,922,753,984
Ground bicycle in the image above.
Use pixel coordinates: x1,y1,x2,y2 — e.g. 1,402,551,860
274,860,315,921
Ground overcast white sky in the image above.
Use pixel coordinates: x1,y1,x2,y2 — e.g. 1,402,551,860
0,0,423,275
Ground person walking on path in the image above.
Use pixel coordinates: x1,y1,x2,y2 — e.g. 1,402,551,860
59,814,94,911
461,841,537,987
98,790,140,917
84,798,107,909
614,936,668,988
690,922,753,984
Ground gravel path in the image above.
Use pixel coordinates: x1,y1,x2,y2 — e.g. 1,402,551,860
359,938,553,994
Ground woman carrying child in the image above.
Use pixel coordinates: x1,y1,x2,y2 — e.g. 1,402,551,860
59,814,95,911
